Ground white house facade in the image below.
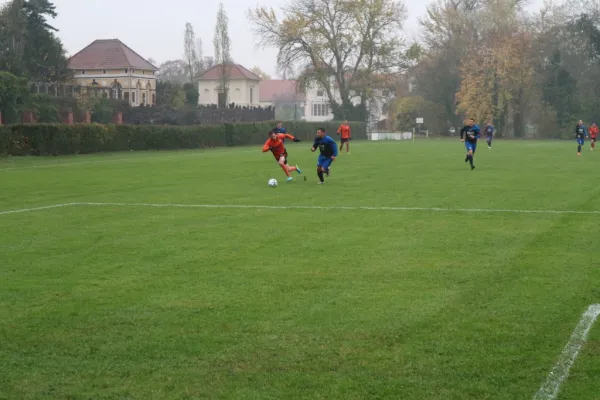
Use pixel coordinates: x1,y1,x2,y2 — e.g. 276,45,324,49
197,64,261,107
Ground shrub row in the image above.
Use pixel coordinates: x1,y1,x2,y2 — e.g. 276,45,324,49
0,120,366,156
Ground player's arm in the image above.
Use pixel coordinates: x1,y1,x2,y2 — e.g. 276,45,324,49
262,140,272,152
282,133,300,142
311,137,319,152
460,127,466,141
337,125,342,135
329,137,339,157
473,126,481,139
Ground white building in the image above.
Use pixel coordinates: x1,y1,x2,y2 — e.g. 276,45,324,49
196,62,397,128
197,64,261,107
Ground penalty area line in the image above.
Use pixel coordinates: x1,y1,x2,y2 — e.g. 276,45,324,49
533,304,600,400
1,202,600,216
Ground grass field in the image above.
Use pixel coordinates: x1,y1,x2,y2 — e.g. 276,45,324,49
1,139,600,400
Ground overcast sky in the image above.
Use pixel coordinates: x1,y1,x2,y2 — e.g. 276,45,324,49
7,0,545,77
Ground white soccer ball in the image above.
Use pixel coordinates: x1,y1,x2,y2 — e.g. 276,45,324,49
268,178,278,187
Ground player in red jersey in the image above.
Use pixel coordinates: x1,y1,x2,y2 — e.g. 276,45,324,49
589,123,598,150
262,130,303,181
337,120,351,154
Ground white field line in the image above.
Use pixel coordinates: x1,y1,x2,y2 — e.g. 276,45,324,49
0,148,256,171
2,202,600,216
533,304,600,400
0,203,75,216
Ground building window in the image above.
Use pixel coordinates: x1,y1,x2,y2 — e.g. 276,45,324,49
123,92,129,101
312,103,329,116
132,70,135,74
142,92,146,105
152,93,156,105
81,70,85,75
125,69,128,73
250,88,254,103
103,70,106,74
316,90,324,97
131,92,136,104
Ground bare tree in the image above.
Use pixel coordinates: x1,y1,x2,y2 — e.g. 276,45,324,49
184,22,198,82
213,2,232,107
248,0,407,120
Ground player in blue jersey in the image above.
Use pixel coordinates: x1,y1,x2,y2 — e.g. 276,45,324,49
311,128,338,184
484,121,494,149
576,120,588,156
460,118,481,170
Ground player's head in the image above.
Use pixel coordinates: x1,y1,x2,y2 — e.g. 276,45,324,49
578,120,583,125
487,120,492,125
268,130,277,139
467,118,475,127
277,121,283,129
344,120,348,124
316,128,326,138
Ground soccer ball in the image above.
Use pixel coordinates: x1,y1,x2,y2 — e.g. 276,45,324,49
268,178,278,187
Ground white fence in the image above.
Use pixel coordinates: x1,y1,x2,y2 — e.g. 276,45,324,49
368,132,413,141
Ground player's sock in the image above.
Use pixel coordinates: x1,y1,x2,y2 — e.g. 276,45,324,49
317,170,324,182
295,165,302,174
465,155,468,163
281,165,290,177
578,145,582,153
468,155,474,167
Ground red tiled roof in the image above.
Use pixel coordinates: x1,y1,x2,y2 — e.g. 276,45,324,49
259,80,304,102
67,39,157,71
198,63,261,81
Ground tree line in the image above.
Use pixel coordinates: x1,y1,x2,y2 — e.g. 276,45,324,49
248,0,600,136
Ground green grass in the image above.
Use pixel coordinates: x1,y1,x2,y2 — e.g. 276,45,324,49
1,139,599,399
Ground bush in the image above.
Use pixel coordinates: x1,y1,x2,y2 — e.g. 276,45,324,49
0,120,367,157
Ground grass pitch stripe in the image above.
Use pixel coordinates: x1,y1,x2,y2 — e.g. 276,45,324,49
0,148,256,171
2,202,600,215
533,304,600,400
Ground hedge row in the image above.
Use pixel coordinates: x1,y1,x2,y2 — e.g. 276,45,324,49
0,120,366,156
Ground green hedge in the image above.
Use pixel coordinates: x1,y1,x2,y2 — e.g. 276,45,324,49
0,120,366,156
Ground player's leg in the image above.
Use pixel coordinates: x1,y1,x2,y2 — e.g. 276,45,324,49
467,143,475,169
345,139,350,153
277,155,292,178
592,138,596,150
577,139,583,155
316,156,325,183
487,136,492,148
323,158,333,176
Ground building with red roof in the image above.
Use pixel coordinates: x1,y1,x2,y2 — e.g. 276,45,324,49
67,39,158,107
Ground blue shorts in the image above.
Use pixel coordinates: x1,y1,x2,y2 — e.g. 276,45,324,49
486,135,493,142
465,142,477,153
317,155,333,170
577,138,584,145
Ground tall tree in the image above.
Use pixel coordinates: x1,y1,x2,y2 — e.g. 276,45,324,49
248,0,407,121
156,59,188,83
213,2,232,107
0,0,69,82
184,22,198,82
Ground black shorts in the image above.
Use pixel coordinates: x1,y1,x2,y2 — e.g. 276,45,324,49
274,151,288,164
592,138,597,143
341,138,350,143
